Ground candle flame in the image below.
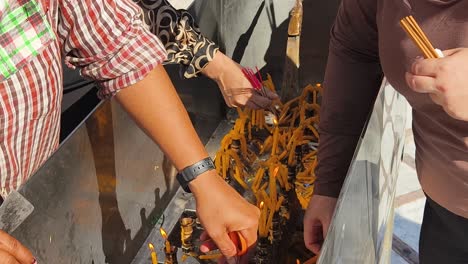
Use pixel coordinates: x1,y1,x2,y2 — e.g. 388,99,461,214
273,167,280,177
260,201,264,209
273,118,278,126
296,259,301,264
160,227,168,240
148,243,155,251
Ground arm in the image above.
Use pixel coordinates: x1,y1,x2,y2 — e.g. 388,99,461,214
58,0,258,259
304,0,383,253
136,0,278,108
116,65,259,261
315,0,383,197
136,0,218,79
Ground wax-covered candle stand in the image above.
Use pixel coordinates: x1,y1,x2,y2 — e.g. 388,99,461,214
145,73,322,264
214,76,321,264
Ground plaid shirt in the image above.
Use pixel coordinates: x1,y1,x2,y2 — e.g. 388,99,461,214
0,0,167,197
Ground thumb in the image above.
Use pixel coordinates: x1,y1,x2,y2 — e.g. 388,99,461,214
0,230,35,264
264,88,280,100
442,48,463,57
212,232,237,258
322,217,331,239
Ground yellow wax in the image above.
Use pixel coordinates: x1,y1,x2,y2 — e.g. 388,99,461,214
252,168,265,191
165,240,171,254
233,166,249,190
271,126,279,156
276,196,285,211
269,167,277,205
199,253,223,260
252,110,257,126
266,204,275,233
151,252,158,264
222,153,228,179
148,244,158,264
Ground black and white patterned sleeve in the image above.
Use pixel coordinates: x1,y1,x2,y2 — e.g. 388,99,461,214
134,0,219,79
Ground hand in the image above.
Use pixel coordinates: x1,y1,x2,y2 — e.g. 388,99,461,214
202,51,279,109
189,170,259,264
303,195,337,255
406,48,468,121
0,230,35,264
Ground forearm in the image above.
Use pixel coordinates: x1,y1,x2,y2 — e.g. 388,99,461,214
115,64,207,170
315,49,383,197
138,0,219,78
201,50,225,81
314,0,382,197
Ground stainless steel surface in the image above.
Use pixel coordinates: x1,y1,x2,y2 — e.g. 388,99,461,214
219,0,340,89
131,121,232,264
0,191,34,233
10,97,220,263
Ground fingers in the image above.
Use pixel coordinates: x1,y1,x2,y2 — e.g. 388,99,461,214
405,72,438,94
245,101,262,110
200,233,217,253
235,230,254,255
410,58,439,77
210,231,237,258
0,231,34,264
221,87,277,109
250,93,274,109
322,217,331,240
0,249,21,264
429,93,444,106
304,221,324,254
264,89,280,100
217,256,239,264
200,230,210,242
442,48,463,57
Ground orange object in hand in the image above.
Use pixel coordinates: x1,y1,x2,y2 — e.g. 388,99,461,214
229,231,248,256
201,231,248,258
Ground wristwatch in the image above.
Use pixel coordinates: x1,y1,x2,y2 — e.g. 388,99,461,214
176,157,215,193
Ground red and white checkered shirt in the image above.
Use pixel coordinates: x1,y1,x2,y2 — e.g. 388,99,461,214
0,0,167,197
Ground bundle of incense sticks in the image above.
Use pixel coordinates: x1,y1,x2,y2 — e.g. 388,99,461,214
242,68,263,91
400,16,442,59
242,67,266,94
242,67,279,115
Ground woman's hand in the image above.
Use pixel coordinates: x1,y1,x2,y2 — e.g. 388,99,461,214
406,48,468,121
189,170,259,264
202,52,279,109
303,195,337,255
0,230,35,264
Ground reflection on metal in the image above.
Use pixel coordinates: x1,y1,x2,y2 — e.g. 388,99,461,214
0,191,34,233
287,0,303,37
281,0,303,101
7,97,219,263
131,121,232,264
318,79,408,264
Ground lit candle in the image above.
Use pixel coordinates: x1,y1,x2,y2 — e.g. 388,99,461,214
148,243,158,264
269,167,279,205
159,228,171,254
258,201,265,236
271,118,279,155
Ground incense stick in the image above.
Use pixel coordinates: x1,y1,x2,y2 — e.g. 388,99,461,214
408,16,438,58
400,16,438,59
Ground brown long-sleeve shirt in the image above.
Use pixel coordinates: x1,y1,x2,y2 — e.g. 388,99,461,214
316,0,468,218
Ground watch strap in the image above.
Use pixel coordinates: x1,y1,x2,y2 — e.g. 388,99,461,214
176,157,215,193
